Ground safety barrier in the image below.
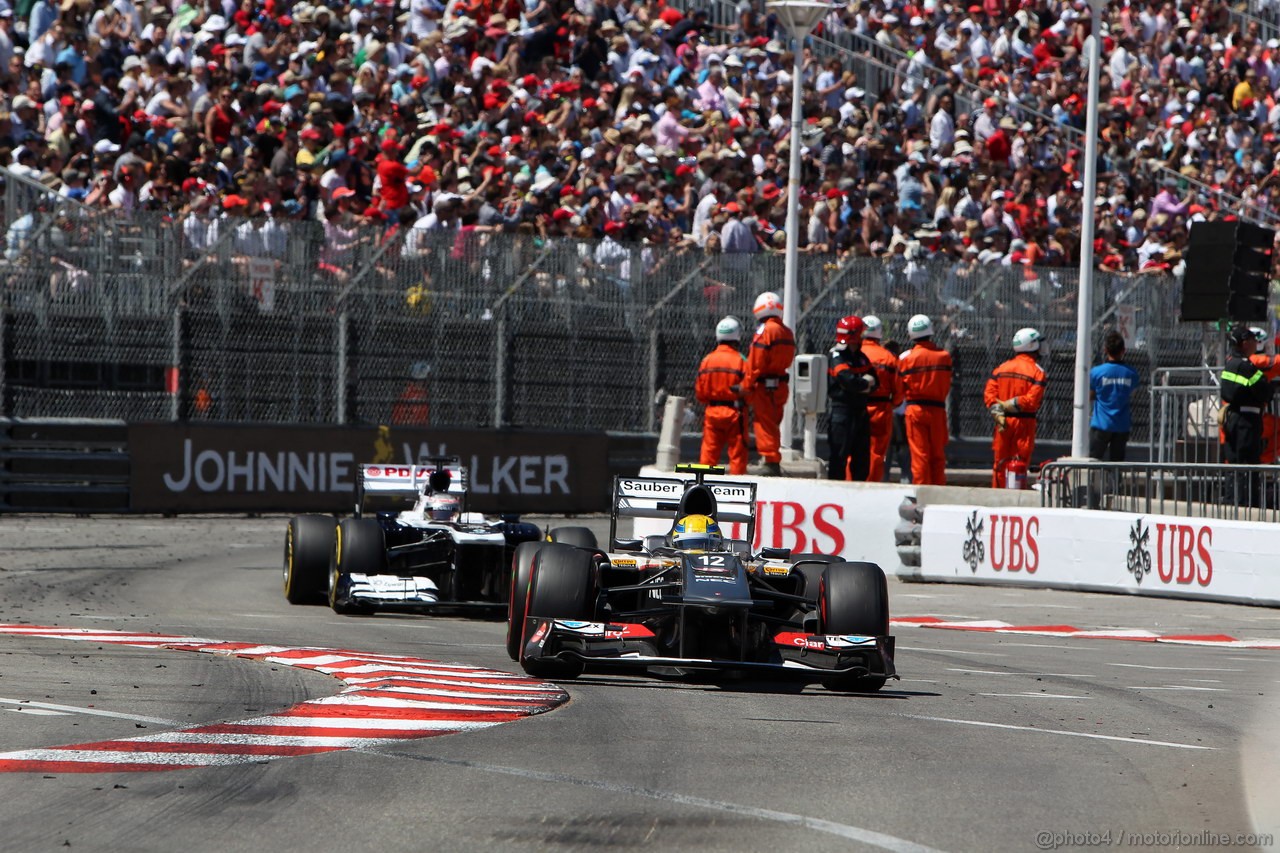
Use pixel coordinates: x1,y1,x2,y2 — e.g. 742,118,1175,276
920,501,1280,607
1038,459,1280,523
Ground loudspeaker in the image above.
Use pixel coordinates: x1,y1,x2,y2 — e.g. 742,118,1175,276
1181,220,1276,322
1231,222,1274,322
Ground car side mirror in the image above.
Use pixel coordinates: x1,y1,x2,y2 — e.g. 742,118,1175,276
760,547,791,560
613,538,643,552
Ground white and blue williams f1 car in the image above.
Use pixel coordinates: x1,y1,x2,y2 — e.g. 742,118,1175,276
282,457,543,614
508,464,897,692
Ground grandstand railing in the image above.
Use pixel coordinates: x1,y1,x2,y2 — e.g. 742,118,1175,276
0,173,1214,442
1039,459,1280,522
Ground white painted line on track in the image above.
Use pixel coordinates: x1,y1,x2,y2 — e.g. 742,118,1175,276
899,715,1214,750
947,669,1092,677
994,642,1080,650
372,753,947,853
5,708,69,716
1126,685,1227,692
0,698,179,726
896,646,1007,657
1107,663,1243,672
978,693,1091,700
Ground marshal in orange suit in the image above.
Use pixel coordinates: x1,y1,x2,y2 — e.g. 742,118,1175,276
983,328,1047,488
898,314,952,486
695,316,749,475
860,315,902,482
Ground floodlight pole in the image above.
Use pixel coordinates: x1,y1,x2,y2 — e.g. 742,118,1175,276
1072,0,1106,458
770,1,830,455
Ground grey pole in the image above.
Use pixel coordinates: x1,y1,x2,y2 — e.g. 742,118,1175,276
1072,0,1106,458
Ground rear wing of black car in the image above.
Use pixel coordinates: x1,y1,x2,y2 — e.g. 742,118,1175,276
353,458,468,517
608,474,756,549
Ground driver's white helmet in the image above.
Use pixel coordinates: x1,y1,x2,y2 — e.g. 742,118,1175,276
425,493,460,520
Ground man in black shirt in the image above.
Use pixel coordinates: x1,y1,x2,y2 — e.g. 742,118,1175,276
1221,324,1274,465
827,315,878,480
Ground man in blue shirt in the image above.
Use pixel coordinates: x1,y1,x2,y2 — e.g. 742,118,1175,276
1089,330,1140,460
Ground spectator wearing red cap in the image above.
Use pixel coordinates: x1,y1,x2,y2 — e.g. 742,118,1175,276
376,138,410,218
297,127,325,168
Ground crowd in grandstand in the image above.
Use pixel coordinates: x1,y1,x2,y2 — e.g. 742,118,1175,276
0,0,1275,274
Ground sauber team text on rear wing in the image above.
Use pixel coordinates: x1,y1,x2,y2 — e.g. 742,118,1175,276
608,473,757,547
354,458,469,517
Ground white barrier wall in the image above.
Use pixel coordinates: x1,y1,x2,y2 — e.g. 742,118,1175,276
634,467,911,570
921,504,1280,606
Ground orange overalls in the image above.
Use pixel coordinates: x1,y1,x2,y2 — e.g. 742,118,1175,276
1250,353,1280,463
696,342,749,474
983,352,1046,488
862,337,902,482
391,381,430,426
743,317,796,464
899,341,953,485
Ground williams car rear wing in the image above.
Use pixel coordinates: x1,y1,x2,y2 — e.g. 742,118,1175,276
354,458,469,517
608,474,756,548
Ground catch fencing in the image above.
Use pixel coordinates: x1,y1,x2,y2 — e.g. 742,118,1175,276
0,171,1211,446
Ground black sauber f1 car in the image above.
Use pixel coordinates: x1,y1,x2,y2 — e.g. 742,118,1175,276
282,457,543,614
508,464,897,692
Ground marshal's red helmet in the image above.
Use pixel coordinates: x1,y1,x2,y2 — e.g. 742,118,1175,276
835,315,866,347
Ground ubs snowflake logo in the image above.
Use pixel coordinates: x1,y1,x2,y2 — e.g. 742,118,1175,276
1127,519,1151,583
962,510,985,572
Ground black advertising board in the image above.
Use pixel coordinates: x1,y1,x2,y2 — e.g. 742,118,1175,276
128,424,610,514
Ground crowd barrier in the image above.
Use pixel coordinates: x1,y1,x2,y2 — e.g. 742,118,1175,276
919,502,1280,607
1039,459,1280,523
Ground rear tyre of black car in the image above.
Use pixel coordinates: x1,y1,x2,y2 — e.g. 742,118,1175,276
284,515,335,605
521,543,595,679
545,526,598,550
818,562,890,693
329,518,385,616
507,541,543,661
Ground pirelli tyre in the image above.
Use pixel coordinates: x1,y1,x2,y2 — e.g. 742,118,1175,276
521,543,595,679
790,553,842,603
544,526,599,550
507,541,543,661
329,518,386,616
818,561,890,693
284,515,335,605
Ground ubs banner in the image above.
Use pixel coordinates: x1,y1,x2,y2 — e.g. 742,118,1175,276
129,424,610,514
631,467,912,571
921,504,1280,607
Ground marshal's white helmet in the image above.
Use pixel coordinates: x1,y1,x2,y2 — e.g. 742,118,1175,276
907,314,934,340
1012,327,1043,353
716,316,742,342
753,291,783,319
863,315,883,340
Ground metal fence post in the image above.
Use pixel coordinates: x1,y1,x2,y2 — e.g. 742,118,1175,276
170,302,181,422
0,301,6,420
336,310,347,426
493,307,506,429
647,317,659,434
